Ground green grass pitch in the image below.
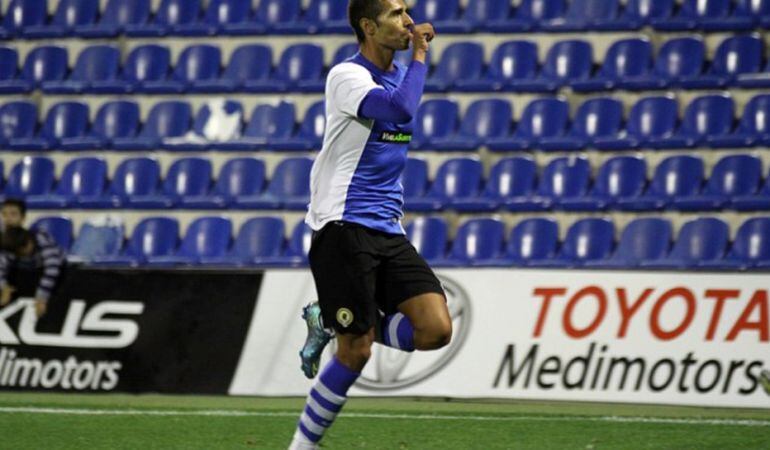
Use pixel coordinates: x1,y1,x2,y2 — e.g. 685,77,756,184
0,392,768,449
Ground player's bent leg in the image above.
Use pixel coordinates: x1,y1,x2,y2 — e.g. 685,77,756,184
336,327,376,371
398,292,452,350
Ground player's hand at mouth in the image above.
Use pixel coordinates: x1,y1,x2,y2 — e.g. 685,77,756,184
408,23,435,61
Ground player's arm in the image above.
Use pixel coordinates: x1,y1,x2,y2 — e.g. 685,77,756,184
34,233,64,304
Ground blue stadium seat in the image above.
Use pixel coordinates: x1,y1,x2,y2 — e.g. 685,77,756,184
25,0,98,38
674,155,762,211
540,97,624,151
27,157,107,208
202,217,285,266
510,0,566,31
432,99,511,151
177,0,256,36
141,44,222,93
488,98,570,151
587,218,672,268
409,0,467,33
653,0,753,31
5,157,55,198
620,0,674,28
147,217,232,266
182,157,265,209
118,45,171,93
405,216,448,262
93,217,179,266
402,158,432,207
463,0,513,32
411,99,460,150
30,216,73,250
79,157,160,208
129,157,212,209
3,0,48,37
235,157,313,210
255,0,302,34
711,94,770,147
290,0,348,34
594,95,679,150
443,218,505,266
277,44,325,92
454,157,537,212
0,101,38,146
499,218,559,266
642,218,729,268
541,0,621,31
735,0,770,28
20,46,69,89
537,218,614,267
680,35,763,89
125,0,201,37
652,94,734,149
217,102,295,150
200,44,273,92
517,40,593,92
560,156,647,211
43,45,121,94
733,170,770,211
508,156,590,211
272,100,325,151
572,38,653,92
76,0,151,37
332,43,359,66
269,221,313,267
711,217,770,269
622,37,705,90
618,155,704,211
8,102,91,151
163,100,244,151
69,221,125,262
85,101,141,149
462,41,538,92
0,47,29,93
407,157,483,212
112,101,192,150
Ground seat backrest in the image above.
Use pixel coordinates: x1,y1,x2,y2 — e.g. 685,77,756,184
126,217,179,258
433,42,484,83
243,102,296,140
70,221,124,259
679,0,730,18
450,218,505,261
3,0,47,31
655,37,705,78
56,157,107,196
465,0,511,22
22,46,69,84
30,217,73,250
51,0,98,27
41,102,90,140
730,217,770,261
141,101,192,138
71,45,121,82
401,158,429,197
627,96,679,138
0,47,19,80
414,99,459,140
515,0,566,21
266,157,314,197
680,94,734,137
735,0,770,15
162,157,213,197
570,97,624,139
110,157,161,196
223,44,272,83
459,99,512,139
232,217,285,259
410,0,461,21
406,216,448,260
256,0,300,23
332,43,359,66
710,35,763,76
703,154,762,196
593,156,647,197
178,217,232,258
6,157,56,196
173,45,221,82
213,157,265,196
305,0,347,22
100,0,151,26
669,218,729,262
485,157,537,198
286,221,313,258
428,158,483,198
537,157,591,198
123,45,171,83
649,155,704,197
489,40,539,81
0,101,38,140
599,38,653,78
276,44,324,83
154,0,201,26
614,218,672,261
623,0,674,20
565,0,619,20
92,101,140,140
297,100,326,140
561,218,615,262
738,94,770,134
515,98,569,139
203,0,251,25
541,40,593,81
507,218,559,261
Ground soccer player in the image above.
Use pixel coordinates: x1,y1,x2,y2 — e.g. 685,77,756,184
288,1,451,448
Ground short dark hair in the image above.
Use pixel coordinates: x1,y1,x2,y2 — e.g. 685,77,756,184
348,0,386,43
2,198,26,217
1,226,32,254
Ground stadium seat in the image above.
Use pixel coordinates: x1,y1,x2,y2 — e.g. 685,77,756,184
112,101,193,150
462,0,513,32
141,45,222,93
129,157,213,209
508,156,590,211
332,43,359,66
735,0,770,28
276,44,325,92
25,0,98,38
182,157,265,209
673,155,762,211
176,0,257,36
679,35,763,89
76,0,151,37
217,102,295,150
497,218,560,266
622,37,705,90
202,217,286,266
163,100,244,151
516,40,593,92
426,42,485,92
93,217,179,266
442,218,506,266
712,94,770,147
27,157,107,209
409,0,468,33
710,217,770,269
4,156,55,198
235,157,313,210
8,102,91,151
509,0,566,31
541,0,622,31
431,99,511,151
488,97,570,151
83,101,141,149
267,221,313,266
69,221,125,262
652,0,753,31
290,0,348,34
594,95,679,150
620,0,674,28
190,44,272,93
2,0,48,37
255,0,302,34
19,46,69,89
618,155,704,211
405,216,449,262
0,47,30,93
146,217,231,266
0,101,38,146
79,157,161,209
462,41,538,92
539,97,624,151
572,38,654,92
651,94,735,149
30,216,73,250
411,99,460,150
642,218,729,268
453,157,537,212
587,218,673,268
560,156,647,211
537,218,614,267
402,158,433,208
42,45,122,94
117,45,171,93
272,100,326,151
125,0,201,37
407,157,483,212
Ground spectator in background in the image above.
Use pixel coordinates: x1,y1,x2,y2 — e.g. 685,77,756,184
1,198,27,231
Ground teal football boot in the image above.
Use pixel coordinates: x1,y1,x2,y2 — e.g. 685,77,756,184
299,302,333,379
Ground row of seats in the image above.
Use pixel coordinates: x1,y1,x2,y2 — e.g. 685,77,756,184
3,94,770,152
5,36,770,95
31,214,770,269
2,0,770,40
4,153,770,212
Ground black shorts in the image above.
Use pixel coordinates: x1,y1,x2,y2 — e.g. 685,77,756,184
308,221,445,335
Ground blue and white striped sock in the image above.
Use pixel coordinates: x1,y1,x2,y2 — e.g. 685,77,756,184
292,356,359,446
380,312,415,352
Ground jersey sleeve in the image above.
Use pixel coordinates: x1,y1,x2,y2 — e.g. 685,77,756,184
327,63,382,118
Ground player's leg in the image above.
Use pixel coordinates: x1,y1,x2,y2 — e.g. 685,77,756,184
397,291,451,350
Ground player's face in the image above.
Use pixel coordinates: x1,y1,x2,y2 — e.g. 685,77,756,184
1,206,23,229
372,0,414,51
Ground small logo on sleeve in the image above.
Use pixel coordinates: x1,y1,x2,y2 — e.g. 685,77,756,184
379,132,412,143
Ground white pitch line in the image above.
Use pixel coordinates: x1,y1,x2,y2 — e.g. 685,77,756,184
0,407,768,427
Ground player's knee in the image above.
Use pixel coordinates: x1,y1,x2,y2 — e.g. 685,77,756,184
336,333,374,370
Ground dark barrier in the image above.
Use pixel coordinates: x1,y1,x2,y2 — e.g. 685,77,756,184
0,267,262,394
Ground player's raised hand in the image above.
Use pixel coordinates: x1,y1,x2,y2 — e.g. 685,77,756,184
408,23,435,59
